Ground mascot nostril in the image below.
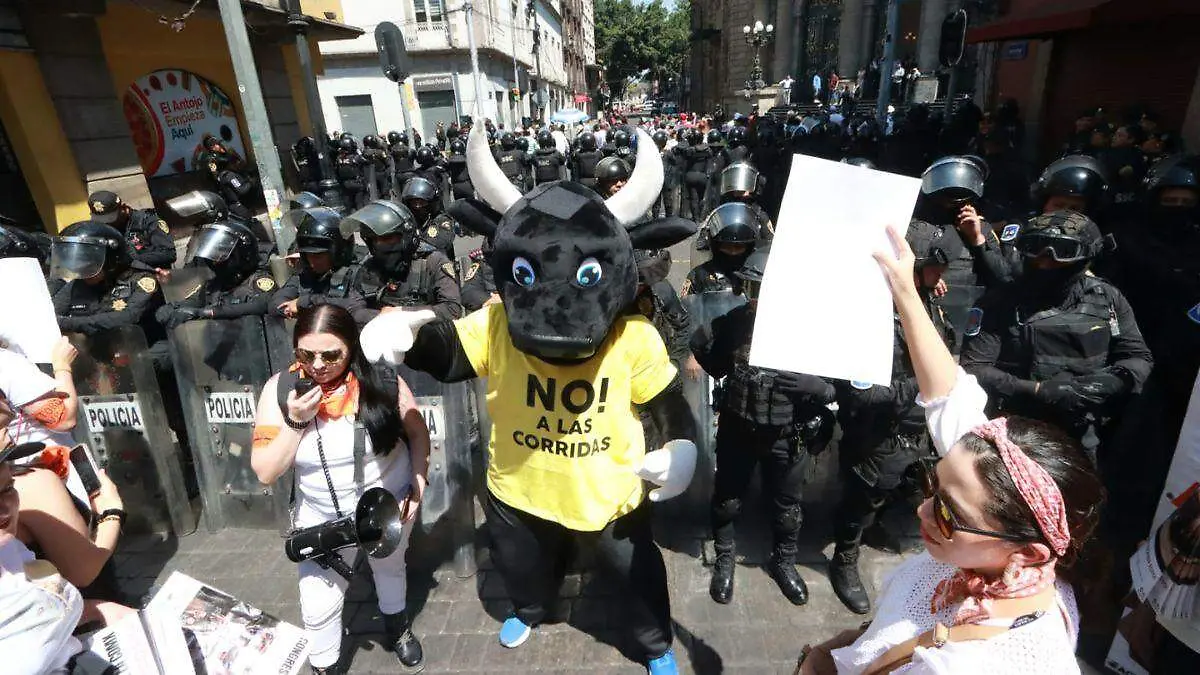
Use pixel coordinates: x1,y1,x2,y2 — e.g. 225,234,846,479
359,110,699,668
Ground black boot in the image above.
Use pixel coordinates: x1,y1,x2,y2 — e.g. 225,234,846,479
311,665,344,675
709,543,735,604
766,552,808,606
830,549,871,615
383,610,424,670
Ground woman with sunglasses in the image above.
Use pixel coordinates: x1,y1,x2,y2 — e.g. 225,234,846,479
797,225,1105,675
252,304,429,675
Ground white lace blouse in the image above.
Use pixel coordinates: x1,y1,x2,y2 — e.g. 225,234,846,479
830,369,1082,675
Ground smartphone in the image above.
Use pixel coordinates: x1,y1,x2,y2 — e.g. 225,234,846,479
294,374,317,397
70,444,102,497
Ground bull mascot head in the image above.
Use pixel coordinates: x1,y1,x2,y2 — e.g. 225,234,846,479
448,120,696,360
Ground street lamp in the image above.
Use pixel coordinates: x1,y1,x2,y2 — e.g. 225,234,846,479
742,20,774,99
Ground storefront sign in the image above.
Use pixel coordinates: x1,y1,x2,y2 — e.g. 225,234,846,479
121,69,248,177
412,74,454,92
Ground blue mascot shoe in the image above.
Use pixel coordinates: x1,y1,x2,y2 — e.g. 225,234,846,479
498,615,532,648
647,648,677,674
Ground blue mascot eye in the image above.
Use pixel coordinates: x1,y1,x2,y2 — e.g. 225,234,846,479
575,258,603,287
512,257,536,287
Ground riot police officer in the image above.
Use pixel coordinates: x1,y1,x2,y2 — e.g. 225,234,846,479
652,130,679,218
0,217,51,269
681,128,714,221
595,157,632,199
345,200,462,325
608,128,635,166
156,219,277,328
1030,154,1111,219
388,131,417,197
829,220,961,615
270,207,367,318
495,132,530,191
360,134,393,201
458,245,498,312
413,144,447,186
334,135,369,210
446,139,474,199
570,131,603,189
682,202,764,296
87,190,177,273
200,135,255,217
691,246,834,605
961,211,1153,463
532,130,567,187
50,221,165,341
707,162,774,239
402,175,457,262
291,136,323,194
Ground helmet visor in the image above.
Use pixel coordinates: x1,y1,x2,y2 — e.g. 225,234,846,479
705,203,761,243
344,201,414,238
190,224,240,264
165,191,225,220
921,158,985,202
1015,232,1089,263
719,164,760,196
50,237,108,281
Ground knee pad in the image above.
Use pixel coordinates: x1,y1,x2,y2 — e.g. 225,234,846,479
775,504,803,533
712,498,742,522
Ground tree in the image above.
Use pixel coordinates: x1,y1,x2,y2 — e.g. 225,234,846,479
595,0,692,102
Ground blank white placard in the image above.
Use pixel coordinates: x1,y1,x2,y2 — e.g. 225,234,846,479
748,155,921,386
0,258,62,363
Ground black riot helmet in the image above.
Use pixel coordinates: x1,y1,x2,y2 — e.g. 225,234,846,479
595,156,632,192
634,248,671,287
286,191,326,211
906,220,966,272
50,221,129,281
517,136,530,152
362,134,384,150
921,156,987,204
0,221,48,265
1032,155,1110,214
189,220,259,278
343,200,419,273
686,128,703,145
293,207,354,269
338,136,358,153
164,190,230,224
612,129,631,148
578,131,597,151
386,130,402,146
705,129,725,147
727,125,748,148
651,129,669,149
499,132,516,150
719,162,762,200
446,125,460,140
414,145,437,167
705,202,763,245
449,139,467,156
401,175,442,222
536,129,555,149
1144,155,1200,238
1016,210,1105,264
396,131,409,146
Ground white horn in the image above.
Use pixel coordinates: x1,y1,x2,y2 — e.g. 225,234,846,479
605,128,664,226
466,115,521,214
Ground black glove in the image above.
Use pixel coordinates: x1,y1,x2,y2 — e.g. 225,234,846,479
166,307,206,330
1034,379,1089,414
1070,371,1130,406
774,371,836,404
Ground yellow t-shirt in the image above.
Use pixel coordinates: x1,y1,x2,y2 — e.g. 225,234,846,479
454,303,678,531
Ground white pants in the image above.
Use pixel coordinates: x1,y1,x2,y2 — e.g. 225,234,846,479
295,491,413,668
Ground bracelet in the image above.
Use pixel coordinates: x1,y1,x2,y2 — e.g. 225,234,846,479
97,508,126,526
283,414,310,431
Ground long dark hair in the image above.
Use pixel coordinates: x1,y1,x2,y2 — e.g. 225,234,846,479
960,416,1108,592
293,304,403,455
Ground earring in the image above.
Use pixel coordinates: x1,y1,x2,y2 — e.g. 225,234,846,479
1002,561,1021,586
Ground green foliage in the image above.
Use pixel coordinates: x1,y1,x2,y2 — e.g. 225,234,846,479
595,0,692,100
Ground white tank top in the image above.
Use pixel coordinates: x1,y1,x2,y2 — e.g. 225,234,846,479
293,414,411,526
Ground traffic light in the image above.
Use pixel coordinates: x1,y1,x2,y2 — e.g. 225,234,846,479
939,9,968,68
375,22,411,83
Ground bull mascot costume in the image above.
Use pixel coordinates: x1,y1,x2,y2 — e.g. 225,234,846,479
361,118,699,674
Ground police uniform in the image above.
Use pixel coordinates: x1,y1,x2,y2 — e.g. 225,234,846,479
532,148,566,187
681,143,713,221
681,259,740,296
270,267,368,319
391,144,416,196
496,147,530,192
156,271,277,329
415,213,458,263
458,250,497,312
53,269,164,339
447,153,474,199
571,148,602,189
350,251,463,325
122,209,178,270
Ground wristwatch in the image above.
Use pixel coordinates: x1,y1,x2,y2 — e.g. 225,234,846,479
98,508,126,526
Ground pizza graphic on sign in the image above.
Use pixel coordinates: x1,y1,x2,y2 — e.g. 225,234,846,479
121,69,248,177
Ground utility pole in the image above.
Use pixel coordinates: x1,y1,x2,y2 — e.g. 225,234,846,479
527,1,548,123
942,2,966,120
216,0,291,252
510,3,522,126
875,0,900,126
462,2,488,125
281,0,341,210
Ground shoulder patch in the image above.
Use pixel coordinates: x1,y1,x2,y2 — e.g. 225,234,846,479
136,276,158,293
965,307,984,337
426,225,439,239
256,276,276,292
1000,223,1020,242
441,262,457,279
850,380,873,390
111,298,127,311
1188,303,1200,325
158,219,170,234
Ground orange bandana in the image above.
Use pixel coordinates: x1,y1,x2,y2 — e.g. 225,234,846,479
290,363,359,420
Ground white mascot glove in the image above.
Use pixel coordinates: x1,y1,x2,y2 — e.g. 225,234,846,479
634,439,697,503
359,309,439,366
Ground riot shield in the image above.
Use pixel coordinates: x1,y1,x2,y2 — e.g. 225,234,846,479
162,265,214,304
674,291,748,521
931,284,986,342
393,364,476,577
169,316,289,531
68,326,197,535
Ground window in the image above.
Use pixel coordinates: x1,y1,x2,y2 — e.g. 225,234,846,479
413,0,444,24
335,95,377,139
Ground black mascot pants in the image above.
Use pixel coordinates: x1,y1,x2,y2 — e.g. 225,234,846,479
710,415,807,557
483,489,673,659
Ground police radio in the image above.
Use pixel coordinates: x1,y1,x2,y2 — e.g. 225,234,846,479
284,487,405,581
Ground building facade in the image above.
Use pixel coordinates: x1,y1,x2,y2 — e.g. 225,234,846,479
561,0,597,110
318,0,578,142
0,0,353,233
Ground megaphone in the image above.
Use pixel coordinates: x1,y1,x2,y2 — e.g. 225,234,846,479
284,487,404,580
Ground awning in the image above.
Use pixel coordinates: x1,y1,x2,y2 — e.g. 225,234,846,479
573,94,591,103
967,0,1112,43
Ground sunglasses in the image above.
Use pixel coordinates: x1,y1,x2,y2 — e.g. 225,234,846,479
294,348,346,366
919,460,1029,543
1015,232,1089,263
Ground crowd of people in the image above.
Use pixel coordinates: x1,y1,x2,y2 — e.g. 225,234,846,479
0,91,1198,675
